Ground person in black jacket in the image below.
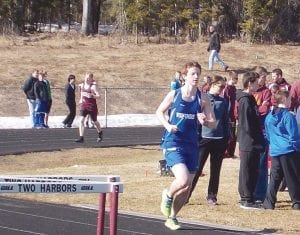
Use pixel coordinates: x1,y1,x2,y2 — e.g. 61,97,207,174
207,25,228,71
33,72,49,128
62,74,76,128
22,70,39,128
236,71,264,209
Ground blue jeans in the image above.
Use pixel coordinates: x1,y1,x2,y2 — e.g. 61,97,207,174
34,100,47,127
26,99,36,127
254,136,268,201
208,50,227,70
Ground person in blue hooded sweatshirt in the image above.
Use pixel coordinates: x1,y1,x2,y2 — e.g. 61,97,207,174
263,89,300,210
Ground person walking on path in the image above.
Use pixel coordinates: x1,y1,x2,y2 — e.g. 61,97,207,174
187,75,229,206
156,61,215,230
207,25,228,71
62,74,76,128
236,71,264,209
263,90,300,211
252,66,272,203
23,70,39,128
75,73,103,143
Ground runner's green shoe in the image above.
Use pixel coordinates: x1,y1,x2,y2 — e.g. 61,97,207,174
160,189,173,217
165,217,181,230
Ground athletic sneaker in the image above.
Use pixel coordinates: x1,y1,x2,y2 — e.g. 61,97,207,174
165,217,181,230
292,203,300,210
97,131,103,142
75,136,84,143
240,201,261,209
160,189,173,217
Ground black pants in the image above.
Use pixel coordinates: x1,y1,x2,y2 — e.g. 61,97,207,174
263,151,300,209
189,138,227,201
238,150,260,203
63,101,76,126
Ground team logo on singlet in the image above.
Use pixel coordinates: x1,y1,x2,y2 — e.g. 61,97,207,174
176,112,195,120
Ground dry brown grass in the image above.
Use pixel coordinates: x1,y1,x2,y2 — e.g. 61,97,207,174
0,33,299,89
1,146,299,235
0,33,299,116
1,34,300,234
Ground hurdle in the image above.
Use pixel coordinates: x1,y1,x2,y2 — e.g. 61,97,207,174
0,175,123,235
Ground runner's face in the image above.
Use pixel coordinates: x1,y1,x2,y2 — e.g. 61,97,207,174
185,67,200,86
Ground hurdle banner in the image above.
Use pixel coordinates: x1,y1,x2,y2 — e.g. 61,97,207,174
0,175,123,235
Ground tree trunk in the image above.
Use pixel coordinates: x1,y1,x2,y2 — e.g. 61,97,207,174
82,0,92,35
91,0,100,34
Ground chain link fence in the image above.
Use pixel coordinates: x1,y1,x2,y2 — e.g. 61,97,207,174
0,86,168,126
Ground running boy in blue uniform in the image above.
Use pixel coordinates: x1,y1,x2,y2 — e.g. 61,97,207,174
156,61,215,230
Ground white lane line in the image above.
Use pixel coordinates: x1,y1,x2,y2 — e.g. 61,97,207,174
0,208,153,235
0,225,47,235
0,208,95,227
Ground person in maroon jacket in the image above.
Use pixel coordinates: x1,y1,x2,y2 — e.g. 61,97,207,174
252,66,272,203
268,68,291,91
223,70,238,158
290,79,300,112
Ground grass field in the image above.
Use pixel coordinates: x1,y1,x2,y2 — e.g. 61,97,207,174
0,33,300,234
1,146,298,235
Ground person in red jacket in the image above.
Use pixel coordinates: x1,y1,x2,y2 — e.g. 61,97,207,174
290,79,300,113
223,70,238,158
252,66,272,203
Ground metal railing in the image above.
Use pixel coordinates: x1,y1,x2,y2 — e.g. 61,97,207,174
0,86,168,127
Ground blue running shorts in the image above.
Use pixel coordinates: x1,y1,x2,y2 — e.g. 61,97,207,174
163,145,199,173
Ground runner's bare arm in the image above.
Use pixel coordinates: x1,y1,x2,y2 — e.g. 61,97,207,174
156,90,178,133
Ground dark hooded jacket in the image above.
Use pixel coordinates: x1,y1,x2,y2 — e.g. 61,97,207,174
236,89,264,152
207,31,221,52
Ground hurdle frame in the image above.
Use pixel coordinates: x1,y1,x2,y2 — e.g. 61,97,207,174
0,175,123,235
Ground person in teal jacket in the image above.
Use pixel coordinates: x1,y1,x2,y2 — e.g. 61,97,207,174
263,90,300,210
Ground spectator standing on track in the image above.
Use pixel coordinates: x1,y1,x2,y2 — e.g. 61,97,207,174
207,25,228,71
33,72,49,128
236,72,264,209
222,70,238,158
43,71,52,128
263,90,300,210
252,66,272,203
75,73,103,143
156,61,215,230
268,68,291,91
187,75,229,206
22,70,39,128
62,74,76,128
